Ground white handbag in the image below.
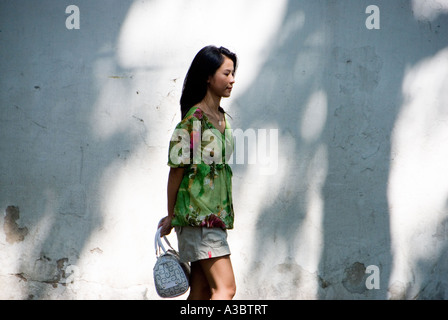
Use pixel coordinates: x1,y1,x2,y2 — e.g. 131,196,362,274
153,227,190,298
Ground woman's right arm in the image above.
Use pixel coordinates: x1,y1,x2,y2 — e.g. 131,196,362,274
159,167,185,236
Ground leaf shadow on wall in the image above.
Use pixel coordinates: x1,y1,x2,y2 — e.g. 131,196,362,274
232,0,448,299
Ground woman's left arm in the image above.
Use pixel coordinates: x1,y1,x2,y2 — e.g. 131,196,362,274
159,167,185,236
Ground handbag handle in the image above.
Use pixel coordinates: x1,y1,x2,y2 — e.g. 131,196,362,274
155,226,175,257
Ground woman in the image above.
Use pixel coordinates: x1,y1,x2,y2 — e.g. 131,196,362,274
159,45,237,300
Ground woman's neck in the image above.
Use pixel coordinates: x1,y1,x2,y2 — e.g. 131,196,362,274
200,92,221,114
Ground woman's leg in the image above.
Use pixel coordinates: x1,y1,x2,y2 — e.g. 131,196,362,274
198,255,236,300
187,261,211,300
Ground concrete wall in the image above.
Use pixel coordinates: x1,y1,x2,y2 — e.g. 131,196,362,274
1,0,447,299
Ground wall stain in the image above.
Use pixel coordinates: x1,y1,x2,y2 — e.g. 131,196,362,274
3,206,28,244
342,262,368,294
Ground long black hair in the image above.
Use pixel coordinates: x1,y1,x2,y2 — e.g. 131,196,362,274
180,45,237,119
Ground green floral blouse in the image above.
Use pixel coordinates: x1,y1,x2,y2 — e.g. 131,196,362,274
167,106,234,229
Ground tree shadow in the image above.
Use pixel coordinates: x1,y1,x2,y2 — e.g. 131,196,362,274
0,0,136,299
2,0,448,300
233,0,448,299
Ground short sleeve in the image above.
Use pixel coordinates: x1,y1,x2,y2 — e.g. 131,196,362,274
167,109,202,168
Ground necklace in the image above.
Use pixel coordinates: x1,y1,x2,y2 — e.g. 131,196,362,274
200,103,224,126
210,113,224,126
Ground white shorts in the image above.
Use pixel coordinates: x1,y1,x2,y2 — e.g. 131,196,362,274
175,226,231,263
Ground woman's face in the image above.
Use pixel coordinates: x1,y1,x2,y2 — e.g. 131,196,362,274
208,56,235,98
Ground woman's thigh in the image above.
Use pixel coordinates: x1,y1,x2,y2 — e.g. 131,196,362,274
198,255,236,296
188,261,211,300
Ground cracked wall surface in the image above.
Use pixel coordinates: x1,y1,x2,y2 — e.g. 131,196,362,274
1,0,448,300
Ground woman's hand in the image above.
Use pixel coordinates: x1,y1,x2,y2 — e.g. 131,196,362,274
158,216,173,237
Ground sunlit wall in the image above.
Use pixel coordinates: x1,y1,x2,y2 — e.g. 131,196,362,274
1,0,447,299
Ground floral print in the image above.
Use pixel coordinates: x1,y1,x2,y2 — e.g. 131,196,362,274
167,106,234,229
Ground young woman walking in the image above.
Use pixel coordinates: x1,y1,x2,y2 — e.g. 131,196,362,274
159,45,237,300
